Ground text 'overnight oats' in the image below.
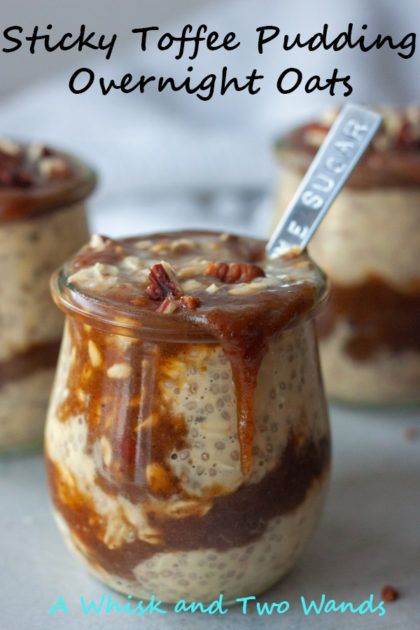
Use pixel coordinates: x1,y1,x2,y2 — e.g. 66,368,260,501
45,230,330,603
0,138,96,452
274,106,420,404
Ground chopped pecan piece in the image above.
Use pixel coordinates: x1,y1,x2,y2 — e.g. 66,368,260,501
157,295,201,314
0,149,33,188
179,295,201,310
72,236,124,270
146,263,183,300
0,168,33,188
381,585,399,603
157,296,179,314
206,261,265,284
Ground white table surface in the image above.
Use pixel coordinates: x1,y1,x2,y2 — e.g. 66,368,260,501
1,404,419,630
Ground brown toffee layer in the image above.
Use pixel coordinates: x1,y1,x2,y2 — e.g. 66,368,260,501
46,432,329,581
317,276,420,360
0,339,61,387
0,139,96,222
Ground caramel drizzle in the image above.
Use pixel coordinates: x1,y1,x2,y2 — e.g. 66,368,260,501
190,283,316,476
58,318,190,501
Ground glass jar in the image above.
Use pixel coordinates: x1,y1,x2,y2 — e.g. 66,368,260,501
45,230,330,604
0,139,96,453
274,109,420,405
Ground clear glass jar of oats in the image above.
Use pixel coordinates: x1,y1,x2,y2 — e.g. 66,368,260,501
45,230,330,604
0,138,96,453
274,107,420,405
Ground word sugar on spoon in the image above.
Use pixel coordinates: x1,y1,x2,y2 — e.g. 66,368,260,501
266,104,382,259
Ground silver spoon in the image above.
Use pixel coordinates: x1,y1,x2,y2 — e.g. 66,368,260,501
266,104,382,258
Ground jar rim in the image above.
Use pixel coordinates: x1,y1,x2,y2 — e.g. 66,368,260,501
51,230,328,343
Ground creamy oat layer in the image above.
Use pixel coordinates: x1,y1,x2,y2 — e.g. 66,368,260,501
0,204,89,361
0,138,94,451
46,231,330,601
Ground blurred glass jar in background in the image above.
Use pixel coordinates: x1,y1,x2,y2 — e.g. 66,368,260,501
45,230,330,603
274,107,420,405
0,139,96,453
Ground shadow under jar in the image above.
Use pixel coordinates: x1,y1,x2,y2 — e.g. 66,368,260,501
0,139,96,453
275,107,420,405
45,230,330,604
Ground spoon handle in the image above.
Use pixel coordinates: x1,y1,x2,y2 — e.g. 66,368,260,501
266,104,382,258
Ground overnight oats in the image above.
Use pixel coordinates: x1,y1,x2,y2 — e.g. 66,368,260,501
45,230,330,603
0,139,96,453
275,107,420,405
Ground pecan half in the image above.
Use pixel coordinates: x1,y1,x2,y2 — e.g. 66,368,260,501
206,261,265,284
146,262,201,313
146,263,183,300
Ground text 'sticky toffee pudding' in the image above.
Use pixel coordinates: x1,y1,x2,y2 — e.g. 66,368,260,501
275,106,420,405
0,139,96,453
45,230,330,603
